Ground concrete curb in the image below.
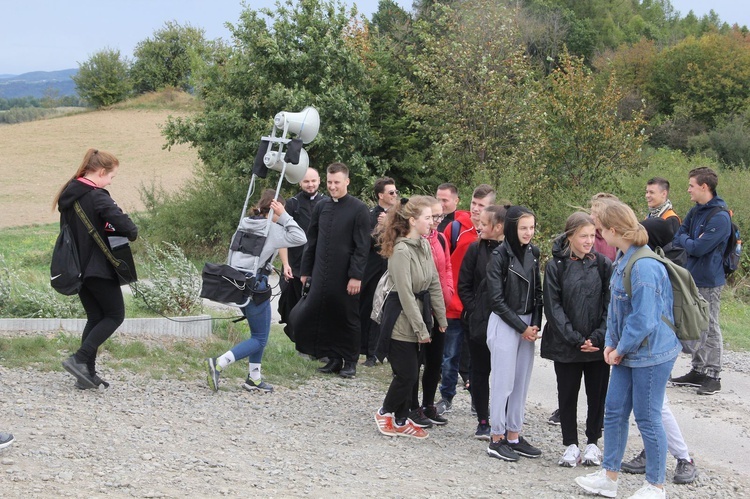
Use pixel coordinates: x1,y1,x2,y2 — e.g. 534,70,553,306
0,315,213,338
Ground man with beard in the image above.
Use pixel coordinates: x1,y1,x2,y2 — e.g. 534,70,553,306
277,168,327,341
292,163,371,379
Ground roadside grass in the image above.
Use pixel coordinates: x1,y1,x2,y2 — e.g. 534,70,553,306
0,322,395,390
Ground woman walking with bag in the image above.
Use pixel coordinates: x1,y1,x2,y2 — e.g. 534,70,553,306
374,196,447,439
53,148,138,390
575,198,681,499
205,189,306,393
541,212,612,468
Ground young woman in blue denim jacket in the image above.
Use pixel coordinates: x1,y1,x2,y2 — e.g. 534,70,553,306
576,198,681,499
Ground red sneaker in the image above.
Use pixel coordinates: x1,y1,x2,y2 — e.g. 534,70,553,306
375,409,396,436
394,419,429,439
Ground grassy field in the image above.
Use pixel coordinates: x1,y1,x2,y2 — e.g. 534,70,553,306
0,96,198,229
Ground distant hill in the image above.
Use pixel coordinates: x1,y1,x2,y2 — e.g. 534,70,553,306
0,69,78,99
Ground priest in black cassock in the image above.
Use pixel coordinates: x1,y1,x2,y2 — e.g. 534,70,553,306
277,167,328,341
291,162,371,379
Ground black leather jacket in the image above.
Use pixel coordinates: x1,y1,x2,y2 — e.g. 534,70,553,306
540,234,612,363
486,242,543,333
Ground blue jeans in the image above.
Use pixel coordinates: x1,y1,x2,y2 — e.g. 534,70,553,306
230,299,271,364
603,356,676,485
439,318,464,401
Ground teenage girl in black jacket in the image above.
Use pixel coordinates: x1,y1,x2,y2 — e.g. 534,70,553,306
53,148,138,390
541,212,612,468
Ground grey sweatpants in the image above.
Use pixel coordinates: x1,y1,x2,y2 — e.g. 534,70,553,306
486,312,534,437
693,286,723,378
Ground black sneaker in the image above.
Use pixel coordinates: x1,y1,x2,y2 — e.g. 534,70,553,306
62,355,97,389
508,436,542,458
670,370,707,387
674,457,697,484
487,438,520,462
548,408,561,425
620,449,646,474
76,373,110,390
697,377,721,395
362,356,377,367
408,408,434,428
423,405,448,426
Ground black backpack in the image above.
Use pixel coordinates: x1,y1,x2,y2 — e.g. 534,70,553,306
50,221,82,295
705,207,742,276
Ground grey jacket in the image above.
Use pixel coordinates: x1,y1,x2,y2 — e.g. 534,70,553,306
228,212,307,274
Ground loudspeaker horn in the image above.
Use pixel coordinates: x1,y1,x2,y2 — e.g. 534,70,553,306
274,106,320,144
265,148,309,184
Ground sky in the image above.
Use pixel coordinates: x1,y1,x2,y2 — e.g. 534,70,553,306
1,0,749,75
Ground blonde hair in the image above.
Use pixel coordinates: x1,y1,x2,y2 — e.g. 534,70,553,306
53,148,119,209
378,195,433,258
594,198,648,246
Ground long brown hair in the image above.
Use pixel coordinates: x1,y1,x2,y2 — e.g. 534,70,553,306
559,211,596,255
52,148,119,209
377,195,433,258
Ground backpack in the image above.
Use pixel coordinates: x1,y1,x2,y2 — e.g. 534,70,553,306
622,246,708,342
705,207,742,276
370,270,395,324
50,222,82,296
449,219,461,254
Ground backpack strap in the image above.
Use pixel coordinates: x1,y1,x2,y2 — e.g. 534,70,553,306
449,219,461,254
436,232,448,254
622,246,676,334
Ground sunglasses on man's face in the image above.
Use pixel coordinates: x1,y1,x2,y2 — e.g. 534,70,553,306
387,190,399,196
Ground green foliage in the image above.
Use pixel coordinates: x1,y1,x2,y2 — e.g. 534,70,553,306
406,0,539,186
130,21,211,93
689,110,750,168
512,51,647,242
0,107,57,124
0,255,84,318
72,48,133,107
131,241,203,316
163,0,376,185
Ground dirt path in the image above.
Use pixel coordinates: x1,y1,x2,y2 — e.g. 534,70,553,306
0,109,197,229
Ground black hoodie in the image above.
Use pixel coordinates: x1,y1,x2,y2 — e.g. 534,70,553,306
58,179,138,281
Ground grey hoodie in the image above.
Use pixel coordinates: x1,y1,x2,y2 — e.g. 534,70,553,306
228,212,307,274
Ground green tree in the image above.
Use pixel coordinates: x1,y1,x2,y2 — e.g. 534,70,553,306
72,48,132,107
517,51,648,235
130,21,210,93
405,0,539,187
159,0,376,245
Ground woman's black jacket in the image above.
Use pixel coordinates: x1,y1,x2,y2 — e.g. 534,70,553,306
485,242,543,333
540,234,612,363
57,179,138,281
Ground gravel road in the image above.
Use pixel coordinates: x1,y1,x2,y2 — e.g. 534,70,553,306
1,341,749,498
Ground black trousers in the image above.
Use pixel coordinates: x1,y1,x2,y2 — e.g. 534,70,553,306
359,274,381,357
383,339,420,421
277,277,302,342
468,337,491,422
77,277,125,370
554,360,610,446
410,323,446,410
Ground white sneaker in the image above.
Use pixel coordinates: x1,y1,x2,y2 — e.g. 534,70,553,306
575,469,618,498
627,482,666,499
559,444,581,467
582,443,603,466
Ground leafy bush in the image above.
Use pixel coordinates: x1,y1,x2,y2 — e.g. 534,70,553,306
72,48,132,108
131,241,203,316
0,255,84,318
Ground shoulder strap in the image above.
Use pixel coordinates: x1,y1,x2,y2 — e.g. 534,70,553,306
73,201,123,270
449,219,461,253
622,246,657,298
436,232,448,254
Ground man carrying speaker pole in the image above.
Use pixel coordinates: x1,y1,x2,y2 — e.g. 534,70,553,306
291,162,371,379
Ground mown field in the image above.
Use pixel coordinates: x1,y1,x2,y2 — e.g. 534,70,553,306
0,106,197,229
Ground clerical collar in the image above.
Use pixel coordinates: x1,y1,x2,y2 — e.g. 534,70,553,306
332,194,347,203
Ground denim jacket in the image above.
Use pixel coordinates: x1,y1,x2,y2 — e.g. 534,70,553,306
606,245,681,368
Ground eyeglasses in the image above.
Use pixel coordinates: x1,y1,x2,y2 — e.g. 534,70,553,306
431,215,445,222
387,190,399,196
